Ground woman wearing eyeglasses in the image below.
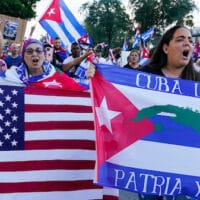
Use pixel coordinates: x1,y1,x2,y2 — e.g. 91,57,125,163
0,39,87,91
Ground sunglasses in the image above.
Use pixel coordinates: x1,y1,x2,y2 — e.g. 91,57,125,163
25,49,44,55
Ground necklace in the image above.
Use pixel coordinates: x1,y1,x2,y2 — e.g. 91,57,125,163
162,67,182,78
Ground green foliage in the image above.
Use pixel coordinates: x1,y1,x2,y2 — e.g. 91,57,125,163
80,0,134,48
129,0,196,32
0,0,40,19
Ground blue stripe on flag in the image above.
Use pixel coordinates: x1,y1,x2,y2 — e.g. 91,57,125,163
57,20,76,43
99,162,199,197
60,0,85,36
39,20,72,46
39,20,60,41
95,63,200,98
142,115,200,148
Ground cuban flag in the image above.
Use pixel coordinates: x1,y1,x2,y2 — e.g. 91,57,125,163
132,23,141,49
77,33,93,48
39,0,92,47
141,26,155,43
122,38,128,51
97,42,108,49
132,34,141,49
193,42,199,61
90,64,200,198
108,49,115,63
43,33,54,45
139,44,150,66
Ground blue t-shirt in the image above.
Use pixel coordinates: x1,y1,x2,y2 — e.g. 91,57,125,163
4,55,22,68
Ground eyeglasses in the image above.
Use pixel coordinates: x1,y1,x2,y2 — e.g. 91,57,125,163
25,49,44,55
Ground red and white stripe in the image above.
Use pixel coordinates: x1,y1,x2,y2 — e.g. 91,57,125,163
0,87,118,199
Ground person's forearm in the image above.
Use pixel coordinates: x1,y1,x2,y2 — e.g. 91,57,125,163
62,54,88,72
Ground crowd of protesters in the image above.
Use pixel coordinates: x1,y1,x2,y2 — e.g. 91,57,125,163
0,34,123,84
0,25,200,92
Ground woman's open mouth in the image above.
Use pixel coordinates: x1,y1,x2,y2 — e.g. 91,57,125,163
182,50,189,57
32,58,39,63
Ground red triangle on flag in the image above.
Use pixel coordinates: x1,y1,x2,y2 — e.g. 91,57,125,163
78,34,89,44
91,72,155,166
40,0,62,23
141,47,150,58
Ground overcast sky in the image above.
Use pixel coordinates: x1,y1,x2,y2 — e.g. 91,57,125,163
25,0,200,39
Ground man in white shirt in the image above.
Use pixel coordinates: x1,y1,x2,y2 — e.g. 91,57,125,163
93,45,107,64
62,42,92,77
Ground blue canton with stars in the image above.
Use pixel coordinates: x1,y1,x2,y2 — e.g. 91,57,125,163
0,86,24,150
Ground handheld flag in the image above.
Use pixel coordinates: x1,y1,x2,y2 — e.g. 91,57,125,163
132,23,141,48
0,85,119,200
108,49,115,63
96,42,108,49
77,33,93,49
133,25,155,48
141,26,155,42
139,39,150,66
78,33,90,44
122,38,128,51
193,42,199,61
43,33,54,45
39,0,92,47
139,46,150,66
90,64,200,198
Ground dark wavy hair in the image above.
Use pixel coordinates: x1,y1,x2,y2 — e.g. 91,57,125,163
147,25,200,81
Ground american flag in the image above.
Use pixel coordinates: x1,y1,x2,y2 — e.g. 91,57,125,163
0,85,118,199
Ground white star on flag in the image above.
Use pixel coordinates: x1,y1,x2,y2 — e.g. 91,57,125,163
48,8,55,16
5,108,11,115
4,120,11,127
11,139,18,146
12,102,18,108
5,95,11,101
12,115,18,121
43,80,62,88
95,97,121,133
11,89,18,95
11,127,18,133
4,133,11,140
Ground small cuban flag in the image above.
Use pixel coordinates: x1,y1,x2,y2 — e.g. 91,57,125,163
122,38,128,51
132,23,141,49
141,26,155,42
77,33,93,49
